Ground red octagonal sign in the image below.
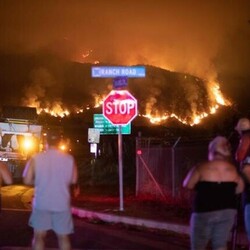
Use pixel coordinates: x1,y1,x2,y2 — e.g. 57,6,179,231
103,90,138,125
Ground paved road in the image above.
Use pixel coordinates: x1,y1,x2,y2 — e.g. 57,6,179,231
1,185,33,209
0,210,190,249
0,185,190,249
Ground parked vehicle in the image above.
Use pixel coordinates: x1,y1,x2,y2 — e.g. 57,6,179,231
0,106,43,181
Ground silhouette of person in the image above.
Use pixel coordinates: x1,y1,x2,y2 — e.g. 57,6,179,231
183,136,244,250
235,118,250,248
23,130,78,250
0,161,13,186
0,161,13,212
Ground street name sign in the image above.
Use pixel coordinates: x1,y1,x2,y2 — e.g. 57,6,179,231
94,114,131,135
113,77,128,89
91,66,145,78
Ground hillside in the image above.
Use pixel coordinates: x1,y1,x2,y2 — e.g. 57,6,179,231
0,51,243,138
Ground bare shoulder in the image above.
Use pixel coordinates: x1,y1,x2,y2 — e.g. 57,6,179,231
221,161,241,181
224,161,238,172
209,160,236,170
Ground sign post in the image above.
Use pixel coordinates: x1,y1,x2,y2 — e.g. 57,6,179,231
118,125,123,211
103,90,138,211
92,65,144,212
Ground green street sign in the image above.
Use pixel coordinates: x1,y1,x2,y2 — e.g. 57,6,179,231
94,114,131,135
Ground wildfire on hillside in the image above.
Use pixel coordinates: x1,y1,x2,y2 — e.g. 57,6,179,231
20,56,231,126
33,80,230,126
142,81,230,126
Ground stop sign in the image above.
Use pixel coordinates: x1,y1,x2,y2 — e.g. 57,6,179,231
103,90,138,125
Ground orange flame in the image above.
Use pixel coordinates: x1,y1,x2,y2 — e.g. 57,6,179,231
37,107,70,118
142,81,230,126
26,80,230,126
93,93,106,108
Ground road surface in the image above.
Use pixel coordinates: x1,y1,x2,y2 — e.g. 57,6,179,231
0,185,190,249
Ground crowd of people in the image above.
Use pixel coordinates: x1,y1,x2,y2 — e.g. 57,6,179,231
1,118,250,250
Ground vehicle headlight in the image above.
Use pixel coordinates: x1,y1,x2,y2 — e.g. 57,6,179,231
23,136,34,151
59,143,67,151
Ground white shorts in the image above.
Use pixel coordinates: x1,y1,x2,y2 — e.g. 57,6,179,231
29,208,74,235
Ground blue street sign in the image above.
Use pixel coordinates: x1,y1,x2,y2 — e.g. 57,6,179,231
91,66,146,78
113,77,128,89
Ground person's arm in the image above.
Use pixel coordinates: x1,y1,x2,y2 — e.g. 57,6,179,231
235,136,250,162
183,165,200,190
242,165,250,183
235,175,245,194
71,160,78,185
71,159,79,198
0,162,13,185
22,158,35,185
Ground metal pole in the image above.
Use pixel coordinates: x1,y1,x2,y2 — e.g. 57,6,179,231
118,125,124,211
135,132,141,196
171,137,181,197
94,143,97,159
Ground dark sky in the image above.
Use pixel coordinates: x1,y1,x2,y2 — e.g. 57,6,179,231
0,0,250,118
0,1,249,78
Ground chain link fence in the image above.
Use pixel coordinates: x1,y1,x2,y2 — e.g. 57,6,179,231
135,136,210,199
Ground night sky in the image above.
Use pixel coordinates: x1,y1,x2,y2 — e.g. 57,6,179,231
0,1,250,118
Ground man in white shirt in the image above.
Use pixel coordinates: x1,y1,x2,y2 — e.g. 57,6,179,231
23,130,78,250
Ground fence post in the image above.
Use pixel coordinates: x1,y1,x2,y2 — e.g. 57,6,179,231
171,137,181,197
135,132,141,196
